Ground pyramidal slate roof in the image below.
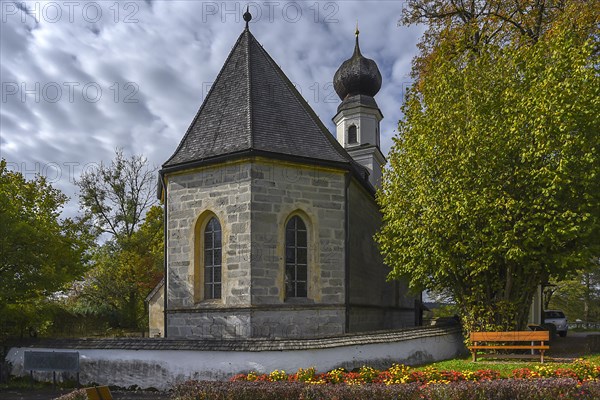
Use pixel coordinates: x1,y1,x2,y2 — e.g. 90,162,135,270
162,27,360,172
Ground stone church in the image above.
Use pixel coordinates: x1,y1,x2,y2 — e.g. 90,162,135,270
150,11,418,339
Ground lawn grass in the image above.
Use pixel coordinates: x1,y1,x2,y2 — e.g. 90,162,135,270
0,375,80,391
0,376,48,390
412,353,600,378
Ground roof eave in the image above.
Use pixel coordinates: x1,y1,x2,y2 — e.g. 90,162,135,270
160,149,376,196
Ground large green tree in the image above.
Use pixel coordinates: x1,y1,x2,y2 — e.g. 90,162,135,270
402,0,598,77
71,151,162,331
0,160,92,337
377,3,599,333
69,205,163,330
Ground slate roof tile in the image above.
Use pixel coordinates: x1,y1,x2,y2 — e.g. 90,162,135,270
163,28,355,170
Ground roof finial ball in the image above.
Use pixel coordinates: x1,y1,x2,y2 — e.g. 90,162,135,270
243,5,252,29
333,23,382,101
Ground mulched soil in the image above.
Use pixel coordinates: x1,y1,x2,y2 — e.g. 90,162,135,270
0,389,170,400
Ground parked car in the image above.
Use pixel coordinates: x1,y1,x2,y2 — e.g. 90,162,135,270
544,310,568,337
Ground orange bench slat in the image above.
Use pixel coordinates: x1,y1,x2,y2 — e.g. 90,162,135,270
470,331,549,342
468,345,549,350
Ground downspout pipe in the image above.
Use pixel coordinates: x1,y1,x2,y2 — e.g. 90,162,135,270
344,173,351,333
160,172,168,338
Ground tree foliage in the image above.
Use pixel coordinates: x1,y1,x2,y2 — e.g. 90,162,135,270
71,151,162,331
77,149,157,239
0,160,92,337
378,2,599,333
403,0,599,77
69,205,164,330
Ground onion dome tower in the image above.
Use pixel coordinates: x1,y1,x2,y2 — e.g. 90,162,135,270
332,25,385,188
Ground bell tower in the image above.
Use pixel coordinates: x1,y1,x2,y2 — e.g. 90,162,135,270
332,26,385,188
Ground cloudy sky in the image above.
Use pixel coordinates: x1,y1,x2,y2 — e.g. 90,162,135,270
1,0,424,218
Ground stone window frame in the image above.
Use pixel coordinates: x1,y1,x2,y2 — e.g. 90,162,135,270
193,210,225,303
280,209,319,303
285,215,308,298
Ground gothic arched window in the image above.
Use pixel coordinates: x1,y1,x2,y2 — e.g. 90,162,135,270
285,216,307,298
203,217,222,299
348,125,358,144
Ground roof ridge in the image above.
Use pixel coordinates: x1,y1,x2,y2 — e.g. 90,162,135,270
246,31,254,150
161,28,374,194
251,38,354,164
163,31,249,167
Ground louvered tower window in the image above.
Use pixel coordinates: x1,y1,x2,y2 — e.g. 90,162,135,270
348,125,358,144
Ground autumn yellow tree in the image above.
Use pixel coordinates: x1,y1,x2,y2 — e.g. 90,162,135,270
71,151,162,331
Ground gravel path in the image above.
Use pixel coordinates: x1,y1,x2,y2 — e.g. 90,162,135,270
547,331,597,361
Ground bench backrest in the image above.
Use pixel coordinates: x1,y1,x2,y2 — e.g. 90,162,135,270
24,351,79,372
86,386,113,400
470,331,549,342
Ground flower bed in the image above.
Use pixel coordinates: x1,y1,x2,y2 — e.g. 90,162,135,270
228,359,600,385
55,358,600,400
172,379,600,400
170,359,600,399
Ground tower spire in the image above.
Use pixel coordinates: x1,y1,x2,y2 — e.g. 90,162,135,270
243,5,252,30
332,24,385,188
354,21,361,56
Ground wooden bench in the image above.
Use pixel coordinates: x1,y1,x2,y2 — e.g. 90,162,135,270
86,386,113,400
469,331,550,363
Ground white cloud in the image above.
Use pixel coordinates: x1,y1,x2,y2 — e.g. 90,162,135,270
0,0,425,218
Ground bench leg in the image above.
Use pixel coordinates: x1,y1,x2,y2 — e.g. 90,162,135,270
472,351,477,362
540,351,544,363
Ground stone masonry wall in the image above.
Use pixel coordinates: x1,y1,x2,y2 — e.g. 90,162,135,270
249,160,346,304
165,162,253,337
250,307,345,338
6,326,466,389
249,160,347,337
165,159,348,338
148,284,164,337
164,158,413,338
347,180,416,332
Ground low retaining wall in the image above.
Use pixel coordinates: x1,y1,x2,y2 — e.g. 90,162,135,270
5,326,465,390
587,334,600,354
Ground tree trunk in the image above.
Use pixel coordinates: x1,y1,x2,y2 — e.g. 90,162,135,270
584,272,591,328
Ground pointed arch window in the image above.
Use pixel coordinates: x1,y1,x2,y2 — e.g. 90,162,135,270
285,216,308,298
348,125,358,144
203,217,222,299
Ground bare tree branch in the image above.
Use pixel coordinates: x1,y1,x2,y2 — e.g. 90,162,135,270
76,149,157,241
